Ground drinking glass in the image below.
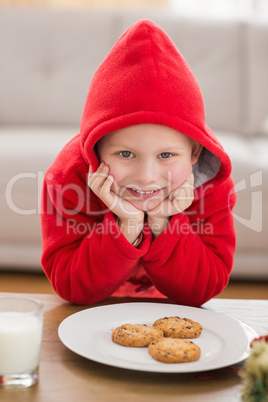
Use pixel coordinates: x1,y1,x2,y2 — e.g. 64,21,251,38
0,296,43,389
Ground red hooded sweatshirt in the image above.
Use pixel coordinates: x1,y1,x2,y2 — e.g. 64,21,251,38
41,20,236,306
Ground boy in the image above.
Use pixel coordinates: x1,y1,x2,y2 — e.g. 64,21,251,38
41,20,236,306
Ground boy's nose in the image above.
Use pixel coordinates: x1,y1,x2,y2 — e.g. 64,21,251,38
132,160,159,185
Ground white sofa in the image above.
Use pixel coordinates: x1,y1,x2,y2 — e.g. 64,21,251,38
0,6,267,279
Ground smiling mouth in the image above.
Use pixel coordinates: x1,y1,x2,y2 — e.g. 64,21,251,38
126,187,162,199
129,188,158,195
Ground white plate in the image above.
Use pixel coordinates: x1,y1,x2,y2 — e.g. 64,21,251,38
58,302,257,373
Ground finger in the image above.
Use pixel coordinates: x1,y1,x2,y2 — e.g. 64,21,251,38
174,186,194,211
88,163,108,191
190,172,194,185
174,187,187,203
87,165,93,183
182,173,194,189
187,172,194,188
99,173,114,199
87,163,102,185
148,197,173,217
92,166,117,208
172,174,194,197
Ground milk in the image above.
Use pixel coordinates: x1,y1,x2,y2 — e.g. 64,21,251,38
0,312,43,374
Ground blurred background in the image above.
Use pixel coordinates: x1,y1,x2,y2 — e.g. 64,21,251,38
1,0,268,12
0,0,267,297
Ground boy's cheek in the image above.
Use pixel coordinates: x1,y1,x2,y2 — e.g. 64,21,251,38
167,166,192,191
110,180,123,196
106,166,125,193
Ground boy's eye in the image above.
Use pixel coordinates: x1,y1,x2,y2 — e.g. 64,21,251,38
158,152,172,159
119,151,134,158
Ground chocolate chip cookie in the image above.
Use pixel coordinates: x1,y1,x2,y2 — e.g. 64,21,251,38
153,316,203,339
148,338,201,363
112,324,164,347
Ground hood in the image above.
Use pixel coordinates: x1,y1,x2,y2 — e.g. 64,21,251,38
80,19,231,188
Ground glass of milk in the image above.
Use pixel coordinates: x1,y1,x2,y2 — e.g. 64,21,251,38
0,297,43,389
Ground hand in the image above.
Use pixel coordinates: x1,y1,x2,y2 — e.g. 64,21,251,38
147,173,194,238
88,162,144,244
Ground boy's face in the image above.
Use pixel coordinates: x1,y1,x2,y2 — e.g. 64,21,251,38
96,124,201,211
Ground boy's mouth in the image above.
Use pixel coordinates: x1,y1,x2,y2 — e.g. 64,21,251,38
126,187,161,200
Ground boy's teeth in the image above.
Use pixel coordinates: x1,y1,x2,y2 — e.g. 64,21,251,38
132,189,156,194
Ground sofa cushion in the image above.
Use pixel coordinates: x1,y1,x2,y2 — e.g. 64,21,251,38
0,8,119,126
0,127,75,246
247,20,268,135
216,131,268,252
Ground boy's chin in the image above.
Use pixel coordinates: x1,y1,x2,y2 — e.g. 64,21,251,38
129,198,163,212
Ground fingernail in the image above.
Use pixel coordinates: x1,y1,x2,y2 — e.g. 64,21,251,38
99,162,105,169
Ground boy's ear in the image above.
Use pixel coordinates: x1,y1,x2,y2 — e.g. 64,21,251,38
191,142,203,165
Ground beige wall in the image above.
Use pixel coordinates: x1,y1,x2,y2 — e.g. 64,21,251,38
0,0,169,7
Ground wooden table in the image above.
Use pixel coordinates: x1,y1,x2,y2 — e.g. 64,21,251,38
0,293,267,402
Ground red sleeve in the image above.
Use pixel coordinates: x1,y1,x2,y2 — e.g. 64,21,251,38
142,177,237,307
40,171,151,305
